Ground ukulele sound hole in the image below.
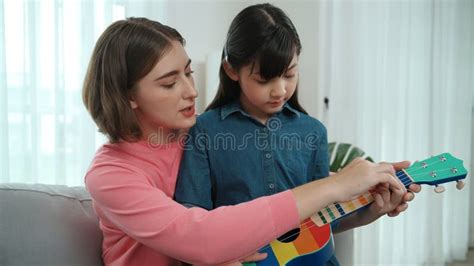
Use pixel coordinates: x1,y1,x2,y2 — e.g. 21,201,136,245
277,228,300,243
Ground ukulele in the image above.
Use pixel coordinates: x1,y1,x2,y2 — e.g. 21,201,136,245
247,153,468,266
313,152,468,226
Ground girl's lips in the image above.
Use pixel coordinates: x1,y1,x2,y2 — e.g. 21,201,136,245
181,105,195,117
268,101,283,107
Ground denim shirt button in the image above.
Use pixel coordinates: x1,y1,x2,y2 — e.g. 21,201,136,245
269,183,275,189
265,153,271,159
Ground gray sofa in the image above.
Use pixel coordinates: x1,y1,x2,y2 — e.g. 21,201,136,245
0,183,103,266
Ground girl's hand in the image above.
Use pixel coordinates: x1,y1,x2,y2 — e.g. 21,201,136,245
370,182,405,217
385,183,421,217
370,161,422,218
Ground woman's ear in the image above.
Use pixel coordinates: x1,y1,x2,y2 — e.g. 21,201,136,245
223,60,239,81
129,94,138,109
130,100,138,109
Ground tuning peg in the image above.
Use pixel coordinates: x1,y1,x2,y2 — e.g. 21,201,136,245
456,180,465,190
434,185,445,193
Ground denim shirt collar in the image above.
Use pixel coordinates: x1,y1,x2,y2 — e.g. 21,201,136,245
220,101,300,120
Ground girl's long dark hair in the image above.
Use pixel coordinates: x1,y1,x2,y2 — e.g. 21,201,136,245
206,3,307,114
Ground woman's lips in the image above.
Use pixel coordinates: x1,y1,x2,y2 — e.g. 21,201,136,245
181,105,195,117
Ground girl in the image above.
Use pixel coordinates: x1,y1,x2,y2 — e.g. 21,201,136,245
174,4,419,265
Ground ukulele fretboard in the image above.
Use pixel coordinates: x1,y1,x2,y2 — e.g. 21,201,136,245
312,192,374,226
312,170,414,226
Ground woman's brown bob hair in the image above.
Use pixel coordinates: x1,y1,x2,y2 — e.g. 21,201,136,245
82,17,184,143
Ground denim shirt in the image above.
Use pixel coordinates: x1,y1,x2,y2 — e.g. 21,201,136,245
174,101,339,265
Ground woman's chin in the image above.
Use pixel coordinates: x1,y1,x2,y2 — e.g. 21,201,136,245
178,116,197,130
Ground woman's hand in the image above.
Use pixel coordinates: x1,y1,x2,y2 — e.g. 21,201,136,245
239,252,267,263
331,160,423,232
217,252,267,265
292,157,405,222
331,158,405,203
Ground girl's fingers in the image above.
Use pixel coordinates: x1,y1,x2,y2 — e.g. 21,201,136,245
408,184,422,193
382,173,404,191
395,202,408,213
373,192,383,207
403,191,415,202
387,210,400,217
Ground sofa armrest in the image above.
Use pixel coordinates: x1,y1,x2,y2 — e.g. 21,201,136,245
0,183,103,266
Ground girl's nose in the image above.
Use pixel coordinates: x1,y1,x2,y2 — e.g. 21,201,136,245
271,79,287,98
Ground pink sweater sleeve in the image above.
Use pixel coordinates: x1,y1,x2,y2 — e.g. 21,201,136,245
86,165,300,265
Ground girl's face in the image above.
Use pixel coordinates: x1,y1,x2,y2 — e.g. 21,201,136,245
130,41,198,140
233,54,298,124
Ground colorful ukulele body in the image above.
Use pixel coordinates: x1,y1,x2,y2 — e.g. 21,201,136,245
253,220,333,265
247,153,468,265
242,220,333,266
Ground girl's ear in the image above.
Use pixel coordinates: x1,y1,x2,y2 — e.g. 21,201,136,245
223,60,239,81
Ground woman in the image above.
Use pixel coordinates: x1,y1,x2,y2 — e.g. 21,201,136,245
82,17,417,266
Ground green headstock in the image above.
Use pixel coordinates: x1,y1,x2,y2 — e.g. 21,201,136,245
405,153,468,186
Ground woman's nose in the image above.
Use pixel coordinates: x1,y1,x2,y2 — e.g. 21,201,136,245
182,78,198,99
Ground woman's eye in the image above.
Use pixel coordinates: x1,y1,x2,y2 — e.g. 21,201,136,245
162,82,176,89
185,70,195,77
285,74,296,79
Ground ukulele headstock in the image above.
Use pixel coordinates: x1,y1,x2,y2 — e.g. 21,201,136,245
405,153,468,191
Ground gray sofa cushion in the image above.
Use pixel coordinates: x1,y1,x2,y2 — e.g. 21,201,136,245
0,183,103,266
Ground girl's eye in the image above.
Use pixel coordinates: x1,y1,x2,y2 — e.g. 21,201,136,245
256,78,268,84
185,70,195,77
285,74,296,79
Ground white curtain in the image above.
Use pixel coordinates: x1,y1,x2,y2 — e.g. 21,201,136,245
313,0,473,265
2,0,472,264
0,0,154,186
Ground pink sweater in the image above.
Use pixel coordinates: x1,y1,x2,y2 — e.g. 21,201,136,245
85,140,300,266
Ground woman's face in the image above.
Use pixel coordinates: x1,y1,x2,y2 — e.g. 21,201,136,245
233,54,298,124
130,41,198,139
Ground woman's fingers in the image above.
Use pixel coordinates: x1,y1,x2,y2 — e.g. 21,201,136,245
239,252,267,263
333,159,410,202
376,163,395,174
390,160,411,171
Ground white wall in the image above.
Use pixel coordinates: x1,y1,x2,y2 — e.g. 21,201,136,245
126,1,324,116
270,1,322,118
